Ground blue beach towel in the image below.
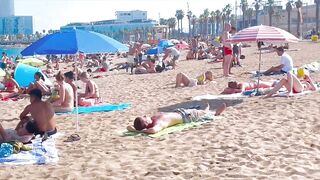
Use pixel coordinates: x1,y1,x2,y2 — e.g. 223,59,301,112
56,103,130,115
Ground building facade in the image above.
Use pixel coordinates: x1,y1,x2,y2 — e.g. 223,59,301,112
0,0,14,17
116,10,147,22
61,10,159,42
0,16,33,35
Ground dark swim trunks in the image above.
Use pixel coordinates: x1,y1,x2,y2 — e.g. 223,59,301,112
26,121,57,136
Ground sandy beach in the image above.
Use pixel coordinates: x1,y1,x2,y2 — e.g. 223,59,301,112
0,41,319,179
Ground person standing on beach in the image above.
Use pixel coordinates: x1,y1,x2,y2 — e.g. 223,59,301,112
221,23,232,77
191,37,198,60
162,46,180,69
1,52,9,70
127,43,140,74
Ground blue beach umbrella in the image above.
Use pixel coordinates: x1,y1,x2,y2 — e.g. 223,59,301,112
146,47,164,55
21,29,128,56
157,39,174,49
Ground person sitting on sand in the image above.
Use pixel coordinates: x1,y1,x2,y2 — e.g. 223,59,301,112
186,50,194,60
263,46,293,76
49,72,74,113
264,70,317,98
78,72,100,106
15,89,57,138
0,72,20,99
64,71,77,102
24,72,50,95
127,103,226,134
135,56,156,74
44,64,55,77
162,46,180,69
222,80,276,94
197,46,208,60
176,71,214,88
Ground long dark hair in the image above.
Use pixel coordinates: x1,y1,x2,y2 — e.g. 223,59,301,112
35,72,45,81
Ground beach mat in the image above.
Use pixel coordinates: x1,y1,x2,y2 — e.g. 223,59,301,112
0,136,59,165
122,116,222,138
56,103,130,115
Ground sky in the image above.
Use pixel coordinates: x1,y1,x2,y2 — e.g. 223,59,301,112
14,0,238,32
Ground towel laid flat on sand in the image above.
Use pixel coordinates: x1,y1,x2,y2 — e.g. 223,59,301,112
277,87,320,97
122,116,222,138
56,103,130,115
192,93,246,100
0,135,59,165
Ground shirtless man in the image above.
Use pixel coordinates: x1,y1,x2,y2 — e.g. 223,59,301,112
127,43,140,74
127,103,226,134
222,80,276,94
191,37,198,59
162,46,180,69
221,23,233,77
51,72,74,113
15,89,57,137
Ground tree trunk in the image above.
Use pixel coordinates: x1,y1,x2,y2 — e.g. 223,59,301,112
297,9,301,37
288,11,291,33
242,14,245,29
192,24,195,37
256,9,259,26
316,2,319,33
216,22,219,35
205,19,208,37
211,22,215,36
269,13,272,26
180,20,183,38
188,18,191,39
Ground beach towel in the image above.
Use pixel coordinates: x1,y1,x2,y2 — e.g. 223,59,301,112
122,116,222,138
0,136,59,165
276,85,320,97
56,103,130,115
192,93,246,100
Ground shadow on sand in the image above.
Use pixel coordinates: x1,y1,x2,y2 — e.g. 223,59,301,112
158,98,244,112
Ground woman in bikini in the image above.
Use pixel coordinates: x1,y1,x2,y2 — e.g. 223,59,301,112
78,72,100,106
175,71,214,88
0,72,20,99
222,80,276,94
25,72,50,95
264,71,317,98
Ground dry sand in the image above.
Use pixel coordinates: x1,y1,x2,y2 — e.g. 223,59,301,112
0,42,320,179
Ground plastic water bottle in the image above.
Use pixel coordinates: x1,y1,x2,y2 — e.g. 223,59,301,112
0,143,13,158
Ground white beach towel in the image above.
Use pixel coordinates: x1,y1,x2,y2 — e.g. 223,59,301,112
192,93,246,100
0,134,60,165
277,87,320,97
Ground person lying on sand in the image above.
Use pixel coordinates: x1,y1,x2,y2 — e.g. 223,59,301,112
0,122,34,143
134,56,156,74
49,72,74,113
24,72,50,95
78,72,101,106
15,89,57,138
127,103,226,134
264,70,317,98
222,80,276,94
176,71,214,88
0,72,20,99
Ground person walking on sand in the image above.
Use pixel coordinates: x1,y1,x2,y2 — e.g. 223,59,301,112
127,103,226,134
221,23,233,77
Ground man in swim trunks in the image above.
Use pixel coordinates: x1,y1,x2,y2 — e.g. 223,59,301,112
15,89,57,137
263,46,293,76
127,103,226,134
127,43,140,74
191,37,199,60
221,23,233,77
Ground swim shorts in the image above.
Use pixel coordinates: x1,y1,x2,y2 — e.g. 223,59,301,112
223,46,233,56
26,120,57,136
175,108,199,123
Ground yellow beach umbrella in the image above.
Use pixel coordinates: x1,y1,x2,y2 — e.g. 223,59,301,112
17,58,45,67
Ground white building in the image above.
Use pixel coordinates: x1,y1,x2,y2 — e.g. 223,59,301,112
0,0,15,17
116,10,147,22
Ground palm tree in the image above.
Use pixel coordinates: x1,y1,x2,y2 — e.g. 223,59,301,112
210,11,216,36
247,8,254,27
266,0,275,26
187,11,192,39
168,17,177,38
254,0,262,25
215,10,222,35
203,9,210,37
295,0,303,37
159,18,168,25
175,10,184,37
199,14,204,36
191,15,197,36
223,4,233,22
316,0,320,34
240,0,248,29
286,1,294,33
230,14,237,27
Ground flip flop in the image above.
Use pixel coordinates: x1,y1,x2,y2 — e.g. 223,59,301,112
64,134,81,142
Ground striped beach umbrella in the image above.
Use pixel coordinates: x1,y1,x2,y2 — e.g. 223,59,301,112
226,25,299,95
226,25,299,43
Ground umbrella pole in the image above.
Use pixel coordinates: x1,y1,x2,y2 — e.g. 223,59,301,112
74,55,79,132
256,48,262,95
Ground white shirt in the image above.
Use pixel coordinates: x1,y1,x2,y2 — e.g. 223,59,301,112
280,52,293,72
